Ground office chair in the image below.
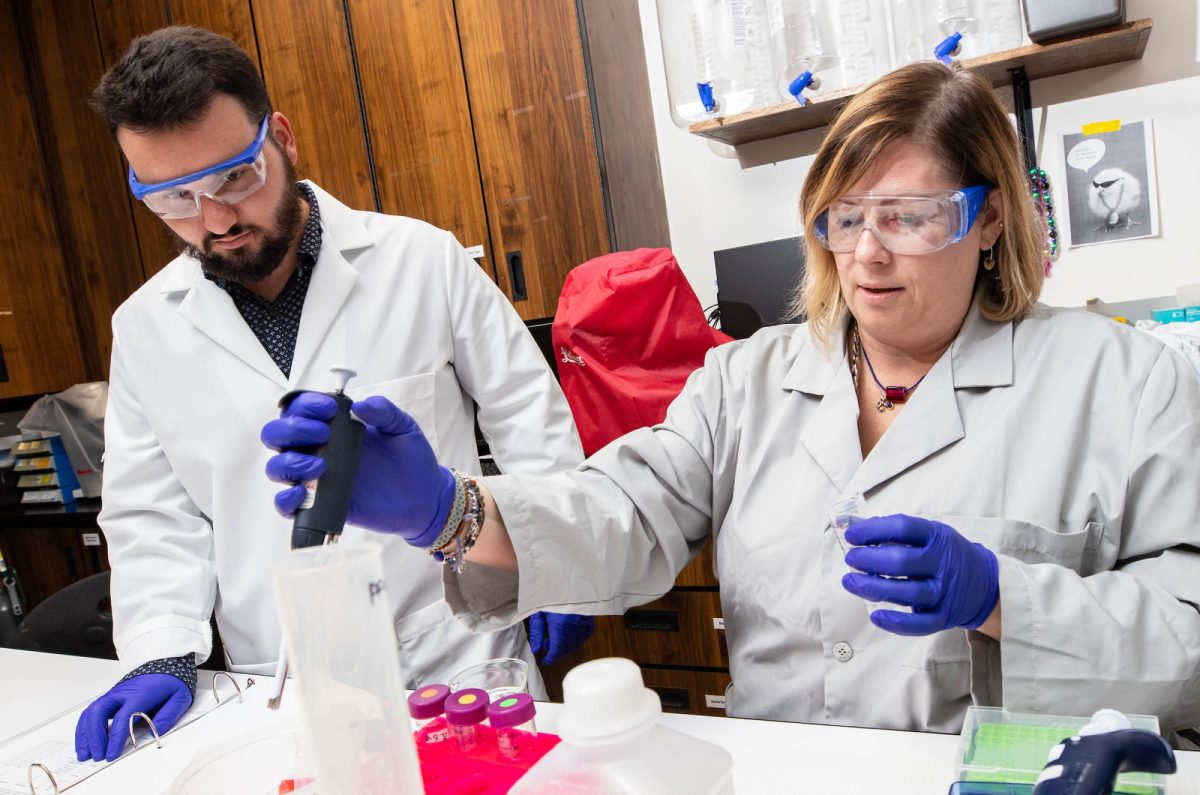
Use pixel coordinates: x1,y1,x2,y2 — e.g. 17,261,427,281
11,571,116,659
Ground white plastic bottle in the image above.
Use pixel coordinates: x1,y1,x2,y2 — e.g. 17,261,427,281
888,0,1023,66
509,658,735,795
769,0,892,102
657,0,777,127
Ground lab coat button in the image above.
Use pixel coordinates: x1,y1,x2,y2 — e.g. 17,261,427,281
832,641,853,662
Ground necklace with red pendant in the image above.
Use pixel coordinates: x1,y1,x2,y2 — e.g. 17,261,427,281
849,326,927,412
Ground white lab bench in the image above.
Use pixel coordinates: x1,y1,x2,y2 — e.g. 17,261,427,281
4,648,1198,794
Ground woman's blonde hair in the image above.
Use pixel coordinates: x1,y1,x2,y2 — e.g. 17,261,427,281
792,61,1045,345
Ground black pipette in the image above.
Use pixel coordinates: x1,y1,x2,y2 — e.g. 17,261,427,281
270,366,365,710
278,366,365,550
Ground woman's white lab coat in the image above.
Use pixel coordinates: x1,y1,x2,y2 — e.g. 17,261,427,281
101,182,583,688
448,301,1200,732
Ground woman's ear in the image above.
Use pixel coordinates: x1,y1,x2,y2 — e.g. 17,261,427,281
980,189,1005,250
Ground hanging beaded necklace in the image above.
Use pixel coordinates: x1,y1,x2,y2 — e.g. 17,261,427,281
1030,167,1061,277
849,326,927,413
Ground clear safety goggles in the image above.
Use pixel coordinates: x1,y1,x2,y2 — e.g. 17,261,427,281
128,116,270,220
812,185,991,255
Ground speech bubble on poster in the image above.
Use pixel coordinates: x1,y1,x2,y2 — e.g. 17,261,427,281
1067,139,1106,172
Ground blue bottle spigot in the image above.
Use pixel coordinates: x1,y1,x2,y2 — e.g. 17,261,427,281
934,32,963,65
697,81,718,114
787,70,821,106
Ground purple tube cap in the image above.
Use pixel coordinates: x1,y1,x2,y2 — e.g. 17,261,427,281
445,688,490,726
408,683,451,720
487,693,536,728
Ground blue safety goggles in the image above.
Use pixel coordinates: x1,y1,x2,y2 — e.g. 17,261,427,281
128,116,270,219
813,185,991,255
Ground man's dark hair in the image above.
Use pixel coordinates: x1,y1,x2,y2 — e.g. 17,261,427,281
91,26,271,136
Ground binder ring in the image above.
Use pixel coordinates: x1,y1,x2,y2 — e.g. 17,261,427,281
128,711,162,751
27,761,59,794
212,671,244,704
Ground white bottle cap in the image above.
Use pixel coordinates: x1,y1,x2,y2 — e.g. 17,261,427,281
1080,708,1131,735
555,658,662,745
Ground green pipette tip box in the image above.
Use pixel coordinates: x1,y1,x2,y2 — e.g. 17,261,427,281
956,707,1165,795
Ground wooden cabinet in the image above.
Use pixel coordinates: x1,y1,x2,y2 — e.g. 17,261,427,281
641,667,732,717
537,541,731,717
348,0,495,280
0,3,89,399
0,524,109,611
456,0,610,319
2,0,668,398
600,589,727,668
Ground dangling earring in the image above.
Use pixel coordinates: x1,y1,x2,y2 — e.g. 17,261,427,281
983,246,996,271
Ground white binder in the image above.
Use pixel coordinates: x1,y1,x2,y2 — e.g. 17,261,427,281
0,671,253,795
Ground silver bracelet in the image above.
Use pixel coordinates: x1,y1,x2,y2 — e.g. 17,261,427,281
431,473,485,573
428,471,467,551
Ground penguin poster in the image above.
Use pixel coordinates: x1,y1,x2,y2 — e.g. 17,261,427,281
1061,119,1159,248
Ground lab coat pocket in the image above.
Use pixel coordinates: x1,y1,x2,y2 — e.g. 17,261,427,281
394,598,544,697
939,515,1097,572
897,631,972,730
351,372,440,454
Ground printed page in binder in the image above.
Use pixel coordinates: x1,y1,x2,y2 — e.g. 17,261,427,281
0,671,254,794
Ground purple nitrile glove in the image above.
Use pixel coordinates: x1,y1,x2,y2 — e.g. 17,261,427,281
262,392,456,547
528,612,596,665
841,514,999,636
75,674,192,762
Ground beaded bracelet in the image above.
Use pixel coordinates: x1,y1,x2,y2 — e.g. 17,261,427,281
428,472,467,552
431,472,486,573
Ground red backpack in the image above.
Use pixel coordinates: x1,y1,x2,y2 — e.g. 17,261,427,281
552,248,733,456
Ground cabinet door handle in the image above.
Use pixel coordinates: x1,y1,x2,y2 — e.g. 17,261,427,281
649,686,690,710
623,609,678,632
505,250,527,302
62,545,79,582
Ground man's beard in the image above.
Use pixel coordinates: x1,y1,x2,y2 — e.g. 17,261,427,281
178,168,304,286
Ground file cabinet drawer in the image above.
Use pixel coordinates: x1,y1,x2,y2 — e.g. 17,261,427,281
596,590,727,669
640,668,733,717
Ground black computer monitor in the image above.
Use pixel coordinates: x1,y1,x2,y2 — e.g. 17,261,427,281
714,236,806,339
523,317,559,382
475,316,559,470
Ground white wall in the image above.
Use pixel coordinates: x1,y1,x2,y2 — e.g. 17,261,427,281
637,0,1200,310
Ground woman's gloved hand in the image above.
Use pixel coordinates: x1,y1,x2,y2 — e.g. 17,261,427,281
840,514,999,636
75,674,193,762
262,393,456,547
527,612,596,665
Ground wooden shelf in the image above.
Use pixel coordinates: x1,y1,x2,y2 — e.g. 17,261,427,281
689,18,1152,146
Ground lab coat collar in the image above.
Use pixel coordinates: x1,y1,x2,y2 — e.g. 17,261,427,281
950,296,1014,389
794,322,863,493
780,321,846,395
287,182,370,388
165,181,376,390
787,295,1013,494
781,294,1014,397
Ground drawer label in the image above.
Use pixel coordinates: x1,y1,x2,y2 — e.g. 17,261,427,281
712,617,725,630
82,533,102,547
705,694,727,709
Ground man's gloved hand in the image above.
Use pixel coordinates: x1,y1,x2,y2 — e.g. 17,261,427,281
75,674,193,762
528,612,596,665
840,514,999,636
262,393,455,547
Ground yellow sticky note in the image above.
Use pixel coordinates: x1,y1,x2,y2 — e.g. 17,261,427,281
1081,120,1122,135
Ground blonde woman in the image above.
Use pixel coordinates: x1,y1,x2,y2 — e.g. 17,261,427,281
265,62,1200,733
